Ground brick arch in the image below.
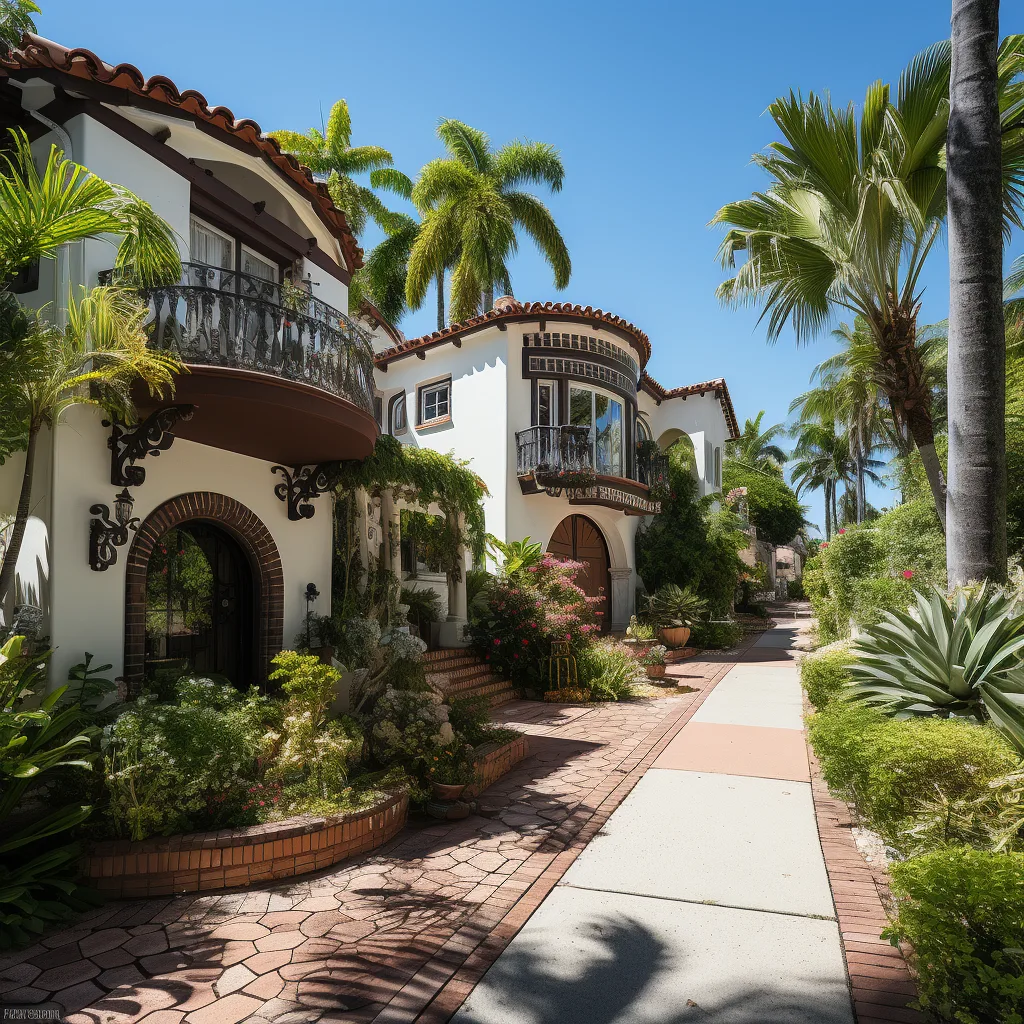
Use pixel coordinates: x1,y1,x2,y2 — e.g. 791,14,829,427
124,492,284,688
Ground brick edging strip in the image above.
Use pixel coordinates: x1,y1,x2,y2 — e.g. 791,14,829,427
803,697,924,1024
377,637,759,1023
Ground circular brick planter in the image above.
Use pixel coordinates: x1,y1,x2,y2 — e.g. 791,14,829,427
82,789,408,899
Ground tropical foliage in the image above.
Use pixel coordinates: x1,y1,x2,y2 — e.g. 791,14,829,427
713,37,1024,528
726,410,787,476
723,461,806,547
646,584,708,629
406,120,571,323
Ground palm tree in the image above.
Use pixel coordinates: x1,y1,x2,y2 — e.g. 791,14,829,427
0,289,181,605
947,0,1008,586
270,100,410,238
790,423,858,540
406,120,571,323
727,410,788,476
712,37,1024,533
0,130,183,606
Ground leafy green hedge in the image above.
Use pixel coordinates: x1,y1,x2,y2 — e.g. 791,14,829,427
807,703,1018,849
803,500,945,643
689,619,745,650
886,847,1024,1024
800,644,854,709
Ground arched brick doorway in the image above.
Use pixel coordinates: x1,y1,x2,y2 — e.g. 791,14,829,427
124,493,283,689
547,514,611,631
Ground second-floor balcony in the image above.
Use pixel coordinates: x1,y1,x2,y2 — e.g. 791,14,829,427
107,262,379,466
515,425,670,514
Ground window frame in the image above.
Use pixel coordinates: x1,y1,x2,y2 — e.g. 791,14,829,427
189,214,235,271
417,377,452,427
568,383,624,478
389,392,408,436
535,379,558,427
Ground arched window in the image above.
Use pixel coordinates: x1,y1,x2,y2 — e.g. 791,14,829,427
636,416,652,446
390,393,407,436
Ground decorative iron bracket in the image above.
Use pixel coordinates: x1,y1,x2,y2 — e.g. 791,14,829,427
89,489,139,571
271,463,344,521
104,405,196,487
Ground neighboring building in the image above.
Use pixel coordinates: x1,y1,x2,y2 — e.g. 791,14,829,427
0,36,376,686
368,297,739,631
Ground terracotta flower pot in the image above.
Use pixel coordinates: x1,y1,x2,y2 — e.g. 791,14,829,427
659,626,691,649
645,663,667,680
431,781,466,802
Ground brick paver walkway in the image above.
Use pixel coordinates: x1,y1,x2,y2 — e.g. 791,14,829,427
0,648,745,1024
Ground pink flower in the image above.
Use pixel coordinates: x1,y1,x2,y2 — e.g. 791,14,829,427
493,638,501,646
903,570,914,579
838,528,846,535
820,542,829,549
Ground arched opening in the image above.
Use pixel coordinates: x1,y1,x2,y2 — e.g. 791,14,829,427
547,514,611,631
658,429,700,482
124,493,284,691
144,522,255,685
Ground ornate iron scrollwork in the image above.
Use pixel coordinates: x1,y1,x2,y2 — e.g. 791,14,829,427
89,488,140,571
271,463,343,521
104,405,195,486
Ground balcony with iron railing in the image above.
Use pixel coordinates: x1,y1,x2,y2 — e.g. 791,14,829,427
104,262,379,465
515,425,670,513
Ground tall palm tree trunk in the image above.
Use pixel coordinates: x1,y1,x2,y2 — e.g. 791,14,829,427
0,421,40,610
824,479,833,541
482,287,494,314
947,0,1006,585
435,271,445,330
878,313,948,530
855,413,866,524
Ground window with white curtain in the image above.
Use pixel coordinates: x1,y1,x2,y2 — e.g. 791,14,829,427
189,215,234,269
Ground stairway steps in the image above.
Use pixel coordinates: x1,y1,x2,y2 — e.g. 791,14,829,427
427,648,517,707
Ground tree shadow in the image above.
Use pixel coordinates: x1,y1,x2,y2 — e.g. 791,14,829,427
452,912,855,1024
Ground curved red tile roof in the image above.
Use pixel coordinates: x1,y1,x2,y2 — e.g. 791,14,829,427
0,34,362,273
373,299,652,367
641,372,740,439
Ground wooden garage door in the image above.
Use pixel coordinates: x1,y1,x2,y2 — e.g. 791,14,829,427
547,515,610,631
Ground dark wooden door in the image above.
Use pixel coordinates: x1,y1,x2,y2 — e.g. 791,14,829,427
547,515,611,631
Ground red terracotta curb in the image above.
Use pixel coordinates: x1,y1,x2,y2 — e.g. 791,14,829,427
803,698,925,1024
393,634,760,1023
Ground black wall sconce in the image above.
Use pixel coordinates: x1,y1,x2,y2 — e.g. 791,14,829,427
89,488,140,571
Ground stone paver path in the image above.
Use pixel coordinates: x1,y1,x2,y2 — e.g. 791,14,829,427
0,648,744,1024
455,621,857,1024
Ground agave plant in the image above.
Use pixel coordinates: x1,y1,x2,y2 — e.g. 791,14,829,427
646,585,709,629
848,585,1024,753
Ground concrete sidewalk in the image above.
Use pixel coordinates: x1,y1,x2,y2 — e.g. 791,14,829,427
454,622,854,1024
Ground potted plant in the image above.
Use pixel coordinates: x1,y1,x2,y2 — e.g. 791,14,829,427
647,584,708,649
624,615,658,652
427,742,477,801
639,644,668,681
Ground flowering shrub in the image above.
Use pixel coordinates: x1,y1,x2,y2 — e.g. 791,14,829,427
370,686,455,769
102,677,270,840
426,741,478,786
470,555,602,687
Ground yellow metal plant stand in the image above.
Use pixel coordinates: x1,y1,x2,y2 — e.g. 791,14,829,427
544,641,589,702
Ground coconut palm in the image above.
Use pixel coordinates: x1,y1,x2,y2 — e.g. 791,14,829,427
712,37,1024,533
0,289,181,606
727,410,788,476
406,120,571,323
270,100,411,238
790,423,856,540
946,0,1009,586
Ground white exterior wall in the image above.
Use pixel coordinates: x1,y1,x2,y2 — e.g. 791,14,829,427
43,407,332,685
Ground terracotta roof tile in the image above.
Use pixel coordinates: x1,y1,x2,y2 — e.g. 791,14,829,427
373,299,652,366
0,34,362,273
641,371,740,439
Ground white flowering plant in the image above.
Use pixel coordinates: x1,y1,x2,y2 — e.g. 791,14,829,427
370,686,455,769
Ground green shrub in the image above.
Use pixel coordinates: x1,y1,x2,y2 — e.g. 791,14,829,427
808,704,1019,848
577,642,642,701
872,498,946,587
800,645,854,709
850,575,915,627
803,557,840,644
689,619,744,650
785,577,805,600
723,462,806,546
886,847,1024,1024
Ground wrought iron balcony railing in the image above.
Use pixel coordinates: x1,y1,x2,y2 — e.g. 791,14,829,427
516,425,595,486
636,450,670,495
103,262,376,417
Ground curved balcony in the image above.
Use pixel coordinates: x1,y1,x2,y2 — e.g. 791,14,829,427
108,262,379,465
515,425,670,514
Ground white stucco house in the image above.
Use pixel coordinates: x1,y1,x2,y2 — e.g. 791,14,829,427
365,298,739,632
0,34,738,689
0,36,377,687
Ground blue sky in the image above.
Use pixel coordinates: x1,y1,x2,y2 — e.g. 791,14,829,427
40,0,1021,533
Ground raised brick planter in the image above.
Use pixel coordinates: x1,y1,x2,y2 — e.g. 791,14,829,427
82,788,408,899
465,734,529,799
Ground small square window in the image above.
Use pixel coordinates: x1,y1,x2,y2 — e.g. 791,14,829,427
418,380,451,425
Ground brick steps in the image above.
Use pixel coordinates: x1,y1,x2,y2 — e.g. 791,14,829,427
424,647,517,707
